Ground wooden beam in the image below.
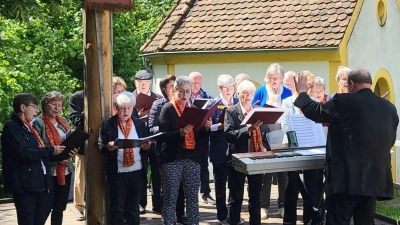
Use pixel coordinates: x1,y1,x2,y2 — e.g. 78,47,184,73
83,8,113,225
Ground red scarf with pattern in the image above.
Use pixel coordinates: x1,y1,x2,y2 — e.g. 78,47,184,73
244,112,264,152
41,113,70,185
172,99,195,150
117,117,135,167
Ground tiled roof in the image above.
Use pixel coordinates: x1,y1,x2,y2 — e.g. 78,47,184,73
141,0,358,53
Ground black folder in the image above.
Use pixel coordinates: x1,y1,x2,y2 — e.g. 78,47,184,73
59,129,90,159
115,133,164,149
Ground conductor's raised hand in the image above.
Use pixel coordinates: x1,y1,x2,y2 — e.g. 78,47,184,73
248,120,263,132
295,72,311,94
107,141,118,151
53,145,66,155
180,124,194,136
205,118,212,131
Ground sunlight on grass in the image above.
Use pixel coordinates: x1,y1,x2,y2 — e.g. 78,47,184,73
376,191,400,221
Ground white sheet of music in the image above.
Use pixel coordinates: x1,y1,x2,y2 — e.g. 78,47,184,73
286,114,326,147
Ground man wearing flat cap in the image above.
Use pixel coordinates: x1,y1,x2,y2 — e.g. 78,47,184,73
132,70,162,215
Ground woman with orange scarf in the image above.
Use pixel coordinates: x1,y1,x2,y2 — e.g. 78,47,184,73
158,76,212,225
224,80,272,225
98,91,152,225
34,91,77,225
1,93,65,225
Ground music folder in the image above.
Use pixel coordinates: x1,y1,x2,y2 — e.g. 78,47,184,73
218,108,226,123
192,98,211,109
176,99,221,130
240,107,289,125
115,132,164,149
135,93,156,110
59,129,90,159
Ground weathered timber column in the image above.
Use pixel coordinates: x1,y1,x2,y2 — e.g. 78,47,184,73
83,8,113,225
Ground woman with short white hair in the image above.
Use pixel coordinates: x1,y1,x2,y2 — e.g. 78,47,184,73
252,63,292,107
99,91,152,225
327,66,351,101
224,80,272,225
283,71,297,95
312,77,328,103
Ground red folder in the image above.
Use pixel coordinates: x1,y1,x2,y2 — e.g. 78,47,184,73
135,93,156,110
240,107,289,125
218,108,226,123
176,100,221,130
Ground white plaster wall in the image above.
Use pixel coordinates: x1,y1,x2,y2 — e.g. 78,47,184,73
169,61,330,97
347,0,400,181
151,65,168,95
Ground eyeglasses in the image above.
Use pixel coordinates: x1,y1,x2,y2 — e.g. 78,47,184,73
268,76,282,81
220,86,234,92
27,104,38,110
48,102,62,108
176,88,191,95
113,89,124,95
137,80,152,85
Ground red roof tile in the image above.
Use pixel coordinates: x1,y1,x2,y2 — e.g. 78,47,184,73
140,0,357,53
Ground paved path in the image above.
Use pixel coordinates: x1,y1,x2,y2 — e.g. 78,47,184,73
0,184,392,225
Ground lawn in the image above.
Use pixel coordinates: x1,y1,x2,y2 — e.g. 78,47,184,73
376,190,400,221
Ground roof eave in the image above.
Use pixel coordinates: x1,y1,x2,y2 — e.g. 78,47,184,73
140,46,340,57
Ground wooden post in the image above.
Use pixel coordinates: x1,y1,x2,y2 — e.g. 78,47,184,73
83,7,113,225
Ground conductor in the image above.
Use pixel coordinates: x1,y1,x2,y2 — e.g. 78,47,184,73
294,69,398,225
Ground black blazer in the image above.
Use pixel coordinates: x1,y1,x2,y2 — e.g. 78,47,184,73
224,104,271,154
1,114,54,194
295,89,399,200
69,90,85,155
158,102,209,165
98,115,150,176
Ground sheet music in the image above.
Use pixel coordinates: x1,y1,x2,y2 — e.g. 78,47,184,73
286,114,326,147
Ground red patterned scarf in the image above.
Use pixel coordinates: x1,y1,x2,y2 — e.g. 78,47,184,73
244,112,264,152
172,99,195,150
117,117,135,167
41,113,70,185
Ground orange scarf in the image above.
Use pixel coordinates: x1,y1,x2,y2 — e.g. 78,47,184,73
117,117,135,167
244,112,264,152
41,113,70,185
172,99,196,150
24,121,45,148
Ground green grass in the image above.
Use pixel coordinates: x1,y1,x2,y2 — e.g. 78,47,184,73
376,191,400,221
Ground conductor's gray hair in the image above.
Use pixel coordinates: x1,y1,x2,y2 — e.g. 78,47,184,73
115,91,136,109
174,76,192,89
348,69,372,85
237,80,256,93
217,74,235,87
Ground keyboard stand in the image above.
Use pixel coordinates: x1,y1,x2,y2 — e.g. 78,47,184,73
288,171,325,225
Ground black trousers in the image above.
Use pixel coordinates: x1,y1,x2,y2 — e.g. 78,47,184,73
260,172,287,208
140,149,162,210
283,170,324,225
213,163,229,221
200,147,211,194
228,165,263,225
326,193,376,225
45,174,72,225
13,191,50,225
108,170,143,225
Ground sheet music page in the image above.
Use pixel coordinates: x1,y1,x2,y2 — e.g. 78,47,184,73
286,114,326,147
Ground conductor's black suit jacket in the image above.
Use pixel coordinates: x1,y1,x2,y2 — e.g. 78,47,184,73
294,89,399,200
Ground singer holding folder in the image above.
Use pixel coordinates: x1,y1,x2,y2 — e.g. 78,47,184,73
158,76,212,225
34,91,78,225
98,91,152,225
224,80,272,225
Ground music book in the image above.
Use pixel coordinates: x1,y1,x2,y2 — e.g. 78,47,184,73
240,107,289,125
192,98,212,109
135,93,156,110
217,108,226,123
115,132,164,148
59,129,90,159
285,114,326,148
176,99,221,130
